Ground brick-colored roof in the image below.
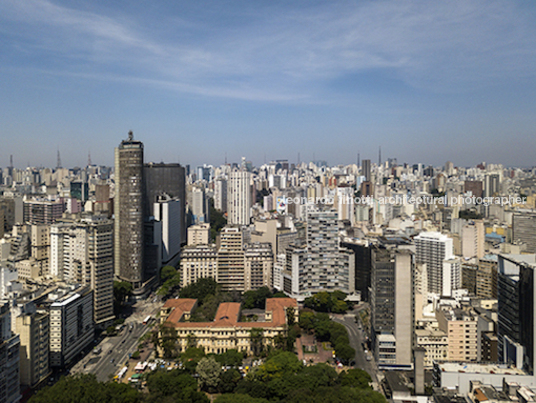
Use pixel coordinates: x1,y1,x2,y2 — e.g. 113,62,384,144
163,298,197,324
164,298,297,329
266,297,298,326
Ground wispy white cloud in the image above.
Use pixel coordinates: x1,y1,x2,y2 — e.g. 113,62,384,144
1,0,535,101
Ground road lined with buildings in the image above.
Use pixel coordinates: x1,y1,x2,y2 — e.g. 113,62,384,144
72,298,162,382
331,312,379,384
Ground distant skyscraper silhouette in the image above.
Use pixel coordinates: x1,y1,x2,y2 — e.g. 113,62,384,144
362,159,371,182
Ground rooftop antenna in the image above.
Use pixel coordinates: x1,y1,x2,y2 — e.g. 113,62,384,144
87,150,92,166
9,155,13,168
56,148,62,169
379,146,382,166
128,130,133,141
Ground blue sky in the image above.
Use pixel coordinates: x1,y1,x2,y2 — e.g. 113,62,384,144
1,0,536,169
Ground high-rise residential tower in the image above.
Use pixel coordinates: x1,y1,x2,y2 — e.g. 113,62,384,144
50,217,115,328
114,132,145,294
370,241,414,368
227,170,251,226
284,209,355,300
415,232,454,295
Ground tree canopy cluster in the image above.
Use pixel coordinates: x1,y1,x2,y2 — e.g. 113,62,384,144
303,291,352,313
216,351,384,403
299,311,356,364
179,277,240,322
31,352,384,403
209,198,227,241
157,265,182,299
113,281,133,316
241,286,285,310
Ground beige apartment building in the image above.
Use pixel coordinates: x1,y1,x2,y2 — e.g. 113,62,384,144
244,242,273,291
187,223,210,246
415,328,448,367
217,227,246,291
15,311,50,388
436,305,478,362
180,244,217,287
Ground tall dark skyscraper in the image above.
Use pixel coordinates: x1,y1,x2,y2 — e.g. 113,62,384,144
498,254,536,374
114,132,145,294
362,159,371,182
143,162,186,245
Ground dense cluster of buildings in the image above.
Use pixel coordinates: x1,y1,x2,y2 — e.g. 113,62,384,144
2,135,536,402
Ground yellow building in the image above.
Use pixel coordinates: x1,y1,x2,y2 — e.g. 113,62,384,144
159,297,298,355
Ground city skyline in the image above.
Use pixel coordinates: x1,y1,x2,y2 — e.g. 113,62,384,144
1,0,536,168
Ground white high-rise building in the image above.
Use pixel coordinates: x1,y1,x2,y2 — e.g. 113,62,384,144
190,187,208,224
50,217,114,327
335,187,354,224
227,171,251,226
415,232,454,295
285,209,355,300
214,178,227,213
442,258,462,297
461,221,485,259
154,197,182,266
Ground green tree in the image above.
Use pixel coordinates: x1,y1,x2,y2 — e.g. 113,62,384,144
214,394,270,403
186,333,198,349
299,311,316,333
160,326,179,358
113,281,132,315
180,277,220,302
181,347,206,373
160,265,177,282
331,299,348,313
113,281,133,305
219,368,242,393
254,351,303,382
29,374,140,403
157,267,181,299
215,349,244,367
298,363,339,389
196,356,222,392
334,343,355,364
249,328,264,357
286,306,296,326
233,380,270,399
145,369,209,402
339,368,372,389
209,198,227,241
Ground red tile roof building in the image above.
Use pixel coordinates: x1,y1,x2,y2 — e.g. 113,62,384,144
158,298,298,355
